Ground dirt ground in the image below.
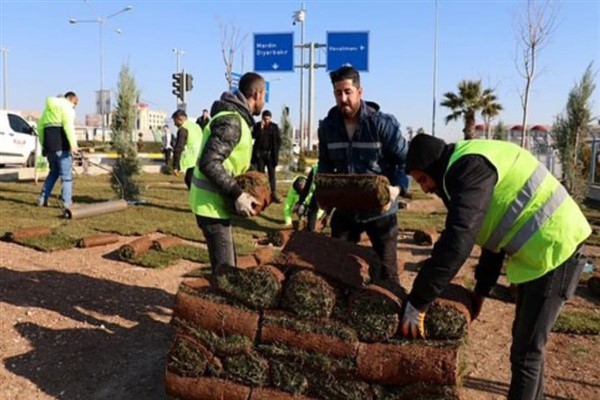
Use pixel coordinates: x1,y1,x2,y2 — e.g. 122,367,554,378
1,198,600,400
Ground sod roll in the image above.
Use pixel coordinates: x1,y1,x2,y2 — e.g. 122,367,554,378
282,270,337,318
151,235,183,251
213,264,284,310
5,226,52,242
166,334,222,377
165,372,250,400
235,171,272,214
425,284,473,340
348,285,402,342
315,173,390,211
413,228,438,246
64,199,128,219
249,387,316,400
118,236,153,260
77,234,119,248
173,291,260,340
356,341,460,386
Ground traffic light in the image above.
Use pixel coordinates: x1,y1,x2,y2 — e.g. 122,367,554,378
172,72,183,101
185,73,193,92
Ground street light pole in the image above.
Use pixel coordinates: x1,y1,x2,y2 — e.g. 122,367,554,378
432,0,439,137
1,48,8,110
69,5,133,142
293,4,306,151
172,48,185,108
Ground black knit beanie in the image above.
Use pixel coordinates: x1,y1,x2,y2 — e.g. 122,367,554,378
406,134,453,186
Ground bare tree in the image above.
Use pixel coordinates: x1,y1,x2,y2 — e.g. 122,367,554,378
515,0,557,148
219,22,249,90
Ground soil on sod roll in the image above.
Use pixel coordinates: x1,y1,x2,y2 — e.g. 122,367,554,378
166,334,222,377
235,171,272,214
425,284,473,340
77,234,119,248
151,235,183,251
164,372,251,400
237,255,259,269
373,382,461,400
254,246,276,266
4,226,52,242
172,290,260,340
279,231,375,288
118,236,153,260
356,341,460,386
282,270,337,318
264,229,294,247
260,319,359,358
213,264,284,309
413,228,438,246
315,174,391,211
348,285,402,342
249,387,316,400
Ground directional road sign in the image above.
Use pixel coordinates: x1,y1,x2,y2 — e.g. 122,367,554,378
326,31,369,72
254,32,294,72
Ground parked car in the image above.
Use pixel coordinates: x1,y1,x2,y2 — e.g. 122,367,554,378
0,110,39,167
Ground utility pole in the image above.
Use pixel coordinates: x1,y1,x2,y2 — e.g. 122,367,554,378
307,43,326,151
293,4,306,150
172,48,185,108
432,0,439,136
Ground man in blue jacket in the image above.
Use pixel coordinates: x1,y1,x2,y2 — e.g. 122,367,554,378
318,66,409,288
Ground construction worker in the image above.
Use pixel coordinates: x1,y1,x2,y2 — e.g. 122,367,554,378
37,91,79,208
283,175,307,228
189,72,266,271
401,134,591,400
318,66,409,287
171,110,203,189
296,162,326,232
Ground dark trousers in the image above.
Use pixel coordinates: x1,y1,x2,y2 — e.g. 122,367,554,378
305,197,319,232
330,211,399,283
195,215,236,272
184,168,194,190
255,155,277,195
164,149,172,166
508,245,587,400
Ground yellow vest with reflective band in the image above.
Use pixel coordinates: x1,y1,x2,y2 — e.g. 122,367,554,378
444,140,591,284
179,119,203,171
189,111,252,219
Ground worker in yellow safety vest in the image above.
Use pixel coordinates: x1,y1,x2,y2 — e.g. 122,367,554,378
37,91,79,208
401,134,591,400
171,110,203,189
189,72,266,271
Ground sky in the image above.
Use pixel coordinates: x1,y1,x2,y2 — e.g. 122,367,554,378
1,0,599,143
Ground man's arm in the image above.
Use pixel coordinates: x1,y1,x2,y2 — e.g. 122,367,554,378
474,249,505,297
198,115,244,200
379,114,409,192
62,106,78,152
273,124,281,165
317,125,333,173
172,127,188,170
408,155,498,310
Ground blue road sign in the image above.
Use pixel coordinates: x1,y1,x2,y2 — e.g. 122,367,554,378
254,32,294,72
265,81,270,103
326,31,369,72
231,72,242,90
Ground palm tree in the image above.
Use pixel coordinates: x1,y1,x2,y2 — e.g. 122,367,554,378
481,91,504,139
441,80,501,140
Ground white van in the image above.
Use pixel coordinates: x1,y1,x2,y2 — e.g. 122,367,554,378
0,110,39,167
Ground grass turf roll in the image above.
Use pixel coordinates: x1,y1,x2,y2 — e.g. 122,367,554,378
348,285,402,342
213,264,284,310
282,270,337,318
118,236,153,260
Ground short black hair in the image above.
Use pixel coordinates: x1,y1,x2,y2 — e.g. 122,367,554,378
64,91,77,99
202,109,208,113
293,176,307,193
329,66,360,88
238,72,265,98
171,110,187,119
262,110,272,118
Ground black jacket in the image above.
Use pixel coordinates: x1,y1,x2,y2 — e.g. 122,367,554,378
251,121,281,166
172,126,188,171
197,91,256,201
406,135,504,311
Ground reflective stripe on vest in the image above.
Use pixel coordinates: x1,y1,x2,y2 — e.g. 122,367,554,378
484,163,548,250
327,142,381,150
504,184,568,255
191,175,218,193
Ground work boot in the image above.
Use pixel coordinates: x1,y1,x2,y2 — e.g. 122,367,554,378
37,198,48,207
272,194,282,204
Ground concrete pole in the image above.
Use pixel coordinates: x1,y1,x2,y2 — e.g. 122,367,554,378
307,42,316,151
99,21,106,142
299,19,305,151
431,0,439,137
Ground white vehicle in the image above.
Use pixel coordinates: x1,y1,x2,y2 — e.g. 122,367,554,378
0,110,39,167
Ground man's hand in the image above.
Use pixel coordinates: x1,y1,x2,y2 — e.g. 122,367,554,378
383,185,401,211
235,192,258,217
400,301,426,339
471,292,485,321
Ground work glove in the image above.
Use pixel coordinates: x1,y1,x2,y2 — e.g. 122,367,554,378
173,170,180,177
383,185,401,211
297,204,306,217
470,292,485,321
400,301,426,339
235,192,258,217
